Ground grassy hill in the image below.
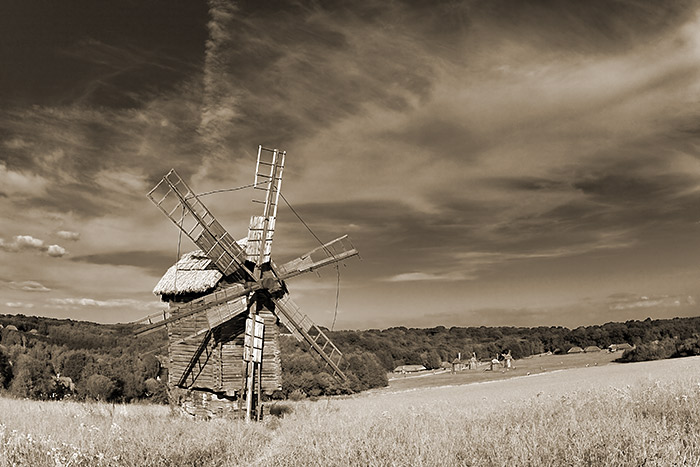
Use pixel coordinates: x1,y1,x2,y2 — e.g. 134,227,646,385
1,356,700,466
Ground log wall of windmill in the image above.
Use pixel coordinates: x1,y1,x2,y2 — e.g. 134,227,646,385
167,308,216,390
167,306,281,396
219,308,282,395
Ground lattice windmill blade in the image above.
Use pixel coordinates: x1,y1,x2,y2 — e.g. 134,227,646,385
246,146,286,269
135,234,358,336
276,235,358,279
272,294,347,382
135,283,251,336
147,169,253,279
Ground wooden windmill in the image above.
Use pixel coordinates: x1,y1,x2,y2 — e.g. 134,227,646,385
136,146,358,419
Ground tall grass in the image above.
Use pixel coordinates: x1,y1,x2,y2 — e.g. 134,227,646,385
2,358,700,466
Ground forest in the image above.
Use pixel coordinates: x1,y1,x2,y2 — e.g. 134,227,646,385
1,313,700,402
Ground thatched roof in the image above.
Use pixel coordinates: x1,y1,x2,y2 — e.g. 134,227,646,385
153,250,224,297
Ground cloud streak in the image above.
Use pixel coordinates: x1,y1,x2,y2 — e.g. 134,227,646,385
8,281,51,292
5,302,35,309
47,297,164,311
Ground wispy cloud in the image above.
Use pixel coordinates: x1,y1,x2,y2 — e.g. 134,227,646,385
0,162,48,197
385,271,470,283
70,250,177,277
607,293,696,311
8,281,51,292
56,230,80,241
47,297,164,311
5,302,35,309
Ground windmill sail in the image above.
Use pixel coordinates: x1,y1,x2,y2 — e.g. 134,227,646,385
135,236,358,337
135,283,251,336
277,235,358,279
147,169,252,278
247,146,285,266
273,295,346,381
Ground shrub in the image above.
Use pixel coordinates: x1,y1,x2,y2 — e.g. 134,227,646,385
269,403,293,417
144,378,169,404
85,374,117,401
288,389,306,401
344,352,389,390
9,354,56,399
0,348,12,389
618,338,676,362
673,338,700,358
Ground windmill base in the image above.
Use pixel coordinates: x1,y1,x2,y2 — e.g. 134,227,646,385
169,387,271,420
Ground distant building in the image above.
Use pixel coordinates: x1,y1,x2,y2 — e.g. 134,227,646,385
567,346,583,354
608,343,634,352
584,345,602,353
393,365,427,374
4,325,18,332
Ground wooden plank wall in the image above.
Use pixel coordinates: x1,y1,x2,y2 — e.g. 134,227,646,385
167,307,217,389
168,305,282,396
259,308,282,394
219,308,282,395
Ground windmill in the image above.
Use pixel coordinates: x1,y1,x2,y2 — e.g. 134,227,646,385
136,146,358,420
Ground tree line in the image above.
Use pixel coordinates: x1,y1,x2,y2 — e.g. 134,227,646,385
0,315,168,403
324,316,700,371
2,313,700,402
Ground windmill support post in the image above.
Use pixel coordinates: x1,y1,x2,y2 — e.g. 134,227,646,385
243,313,265,422
245,360,255,422
256,357,263,422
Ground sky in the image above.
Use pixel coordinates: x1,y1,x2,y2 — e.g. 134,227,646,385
2,0,700,330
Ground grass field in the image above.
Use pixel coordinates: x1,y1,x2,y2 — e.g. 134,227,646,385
2,355,700,466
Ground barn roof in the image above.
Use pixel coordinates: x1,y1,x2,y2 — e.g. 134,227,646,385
152,250,224,297
394,364,427,373
567,346,583,353
584,345,602,352
610,343,633,350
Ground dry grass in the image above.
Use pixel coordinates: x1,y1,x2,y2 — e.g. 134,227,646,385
2,356,700,466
